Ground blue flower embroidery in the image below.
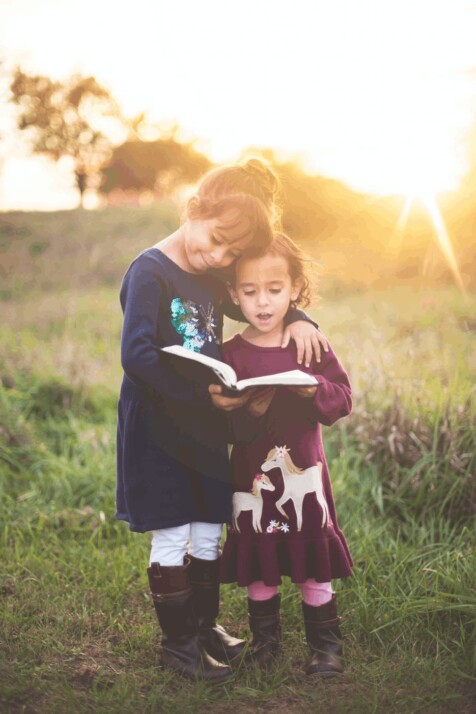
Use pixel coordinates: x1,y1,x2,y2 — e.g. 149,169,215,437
170,298,217,352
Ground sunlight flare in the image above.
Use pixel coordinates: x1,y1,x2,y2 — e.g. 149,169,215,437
390,195,415,255
394,192,465,293
421,193,466,293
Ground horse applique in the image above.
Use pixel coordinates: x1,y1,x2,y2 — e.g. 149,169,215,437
232,474,276,533
261,446,330,531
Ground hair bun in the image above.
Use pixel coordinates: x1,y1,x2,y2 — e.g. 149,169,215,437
240,157,280,203
190,156,282,228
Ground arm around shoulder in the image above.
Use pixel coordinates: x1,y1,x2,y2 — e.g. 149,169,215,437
284,306,319,330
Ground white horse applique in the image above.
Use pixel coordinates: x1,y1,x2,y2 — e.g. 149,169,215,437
261,446,330,531
232,474,276,533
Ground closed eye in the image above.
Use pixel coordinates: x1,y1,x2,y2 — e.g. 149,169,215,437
270,288,282,294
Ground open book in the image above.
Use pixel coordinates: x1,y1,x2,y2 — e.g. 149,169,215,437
161,344,318,393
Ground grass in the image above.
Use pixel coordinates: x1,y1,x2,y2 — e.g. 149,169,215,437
1,206,475,712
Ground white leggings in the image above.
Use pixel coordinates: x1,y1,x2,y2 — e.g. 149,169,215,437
149,522,223,566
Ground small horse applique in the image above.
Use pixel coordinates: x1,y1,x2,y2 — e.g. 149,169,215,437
232,474,276,533
261,446,330,531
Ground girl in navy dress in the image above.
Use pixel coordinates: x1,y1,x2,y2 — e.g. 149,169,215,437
116,160,327,682
220,233,352,677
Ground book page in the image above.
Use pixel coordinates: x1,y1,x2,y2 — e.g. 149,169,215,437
160,345,238,388
235,370,318,391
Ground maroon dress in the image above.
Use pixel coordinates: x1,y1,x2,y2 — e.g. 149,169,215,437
220,334,353,587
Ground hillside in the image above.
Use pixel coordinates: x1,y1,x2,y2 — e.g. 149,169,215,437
1,188,474,304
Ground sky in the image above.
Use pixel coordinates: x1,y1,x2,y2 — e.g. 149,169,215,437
1,0,476,210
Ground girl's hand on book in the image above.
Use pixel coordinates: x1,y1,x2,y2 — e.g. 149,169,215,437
208,384,252,411
287,385,318,399
247,387,277,417
282,322,328,367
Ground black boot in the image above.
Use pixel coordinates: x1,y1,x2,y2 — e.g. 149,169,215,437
147,557,232,683
302,595,344,677
243,594,281,668
188,555,246,663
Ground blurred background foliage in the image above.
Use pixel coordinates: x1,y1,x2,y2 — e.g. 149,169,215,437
4,67,476,293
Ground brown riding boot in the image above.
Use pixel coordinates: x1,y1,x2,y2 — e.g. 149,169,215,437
147,556,232,683
302,595,344,677
189,555,246,663
243,594,281,668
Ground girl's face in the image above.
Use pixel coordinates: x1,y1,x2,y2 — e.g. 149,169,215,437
229,253,301,335
182,212,253,273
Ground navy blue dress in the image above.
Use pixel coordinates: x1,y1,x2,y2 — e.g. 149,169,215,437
116,248,232,532
116,248,319,533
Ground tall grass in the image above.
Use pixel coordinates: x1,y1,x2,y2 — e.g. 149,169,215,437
1,209,475,712
1,362,474,713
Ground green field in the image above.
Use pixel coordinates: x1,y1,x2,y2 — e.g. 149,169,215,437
1,207,475,713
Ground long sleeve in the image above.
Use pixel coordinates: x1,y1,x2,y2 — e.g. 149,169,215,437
120,258,209,404
303,345,352,426
283,307,319,330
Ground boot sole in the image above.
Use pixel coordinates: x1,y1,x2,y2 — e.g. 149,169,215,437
161,654,233,684
160,662,234,684
306,668,344,678
241,646,281,670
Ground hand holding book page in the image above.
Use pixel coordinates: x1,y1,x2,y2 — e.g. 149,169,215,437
160,344,318,393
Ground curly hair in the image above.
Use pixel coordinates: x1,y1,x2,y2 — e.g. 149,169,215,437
266,233,314,309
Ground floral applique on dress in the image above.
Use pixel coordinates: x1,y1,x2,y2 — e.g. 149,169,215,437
266,520,290,534
170,298,217,352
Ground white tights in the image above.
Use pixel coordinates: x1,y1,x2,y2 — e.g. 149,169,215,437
149,522,223,566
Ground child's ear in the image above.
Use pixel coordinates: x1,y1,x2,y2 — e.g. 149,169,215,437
291,278,304,302
227,282,240,305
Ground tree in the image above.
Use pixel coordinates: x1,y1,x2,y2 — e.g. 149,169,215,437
99,132,212,198
9,68,122,206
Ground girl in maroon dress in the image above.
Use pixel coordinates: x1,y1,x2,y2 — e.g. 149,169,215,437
118,161,328,684
219,233,353,676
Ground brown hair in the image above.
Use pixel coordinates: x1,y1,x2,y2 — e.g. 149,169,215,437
186,158,282,252
263,233,314,308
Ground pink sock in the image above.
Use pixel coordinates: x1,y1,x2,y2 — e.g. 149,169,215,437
247,581,279,601
300,579,333,607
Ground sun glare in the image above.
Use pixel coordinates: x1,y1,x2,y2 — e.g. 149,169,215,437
420,193,466,293
393,191,466,292
0,0,475,209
